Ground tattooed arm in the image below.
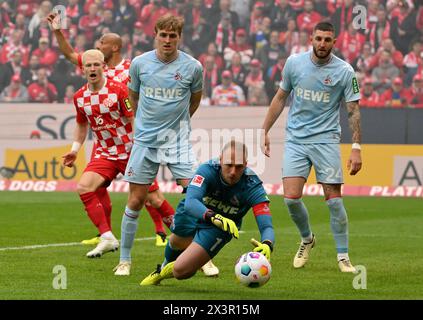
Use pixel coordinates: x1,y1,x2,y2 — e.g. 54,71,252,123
346,101,362,175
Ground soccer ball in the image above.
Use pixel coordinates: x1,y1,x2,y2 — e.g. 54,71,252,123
234,252,271,288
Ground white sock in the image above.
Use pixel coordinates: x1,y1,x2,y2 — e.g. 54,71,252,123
302,234,313,243
101,231,115,240
337,253,349,261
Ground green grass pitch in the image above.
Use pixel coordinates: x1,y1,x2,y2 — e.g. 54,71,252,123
0,191,422,300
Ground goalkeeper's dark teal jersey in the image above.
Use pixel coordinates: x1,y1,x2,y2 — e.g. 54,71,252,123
177,158,274,243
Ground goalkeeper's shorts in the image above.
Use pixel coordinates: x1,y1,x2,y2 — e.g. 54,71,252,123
171,211,231,258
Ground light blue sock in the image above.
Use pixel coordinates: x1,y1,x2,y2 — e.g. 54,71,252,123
284,198,312,240
327,197,349,254
120,206,140,262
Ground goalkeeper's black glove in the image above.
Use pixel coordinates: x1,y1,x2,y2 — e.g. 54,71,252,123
250,238,273,261
204,210,239,239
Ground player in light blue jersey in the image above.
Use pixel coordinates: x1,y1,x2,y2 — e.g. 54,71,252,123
261,22,362,273
113,14,221,277
140,140,275,286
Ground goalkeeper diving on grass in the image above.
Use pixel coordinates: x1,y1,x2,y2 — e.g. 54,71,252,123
140,140,275,286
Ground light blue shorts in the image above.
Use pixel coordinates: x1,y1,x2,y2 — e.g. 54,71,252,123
282,142,343,184
124,143,197,184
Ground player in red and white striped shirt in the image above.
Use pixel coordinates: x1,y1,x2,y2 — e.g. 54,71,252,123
63,50,132,257
48,13,175,248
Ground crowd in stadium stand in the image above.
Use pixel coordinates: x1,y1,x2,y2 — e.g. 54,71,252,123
0,0,422,107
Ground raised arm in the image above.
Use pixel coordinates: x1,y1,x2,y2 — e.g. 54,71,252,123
346,100,362,175
261,88,290,157
47,13,79,65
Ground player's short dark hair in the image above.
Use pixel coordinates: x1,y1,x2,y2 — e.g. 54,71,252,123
313,22,335,34
155,14,185,36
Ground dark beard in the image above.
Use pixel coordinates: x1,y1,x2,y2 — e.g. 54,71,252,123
313,46,332,60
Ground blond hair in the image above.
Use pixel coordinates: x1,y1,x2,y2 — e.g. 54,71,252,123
81,49,105,65
155,14,184,36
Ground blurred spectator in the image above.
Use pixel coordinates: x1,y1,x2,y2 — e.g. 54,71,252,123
367,4,391,51
371,50,400,94
245,59,268,106
252,17,272,52
0,1,12,35
271,0,296,31
333,0,357,37
379,77,411,108
256,30,285,72
27,68,58,103
249,1,265,36
140,0,169,38
0,49,23,93
0,29,29,67
247,81,268,106
215,11,235,54
296,0,322,33
366,0,381,27
279,18,299,54
66,0,83,25
115,0,137,35
32,37,58,70
265,51,288,99
83,0,114,14
198,42,225,70
0,74,29,103
360,77,383,108
417,3,423,31
336,22,366,64
405,73,423,108
403,39,423,86
214,0,239,34
120,32,133,59
63,84,75,104
78,3,103,44
354,42,374,74
184,0,212,57
291,30,312,55
390,0,418,55
223,28,253,67
132,21,153,52
211,70,246,106
244,59,264,89
226,52,248,95
27,1,52,40
202,55,221,99
288,0,305,13
21,55,41,87
230,0,252,29
368,38,404,70
95,9,119,38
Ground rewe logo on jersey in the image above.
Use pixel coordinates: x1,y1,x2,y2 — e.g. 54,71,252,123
296,87,330,103
94,116,104,126
145,87,183,99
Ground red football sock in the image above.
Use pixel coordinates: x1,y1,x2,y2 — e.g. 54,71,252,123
79,192,110,235
96,187,112,229
158,200,175,229
145,204,166,234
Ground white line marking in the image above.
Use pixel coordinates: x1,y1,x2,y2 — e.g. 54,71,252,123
0,231,248,252
0,237,155,252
